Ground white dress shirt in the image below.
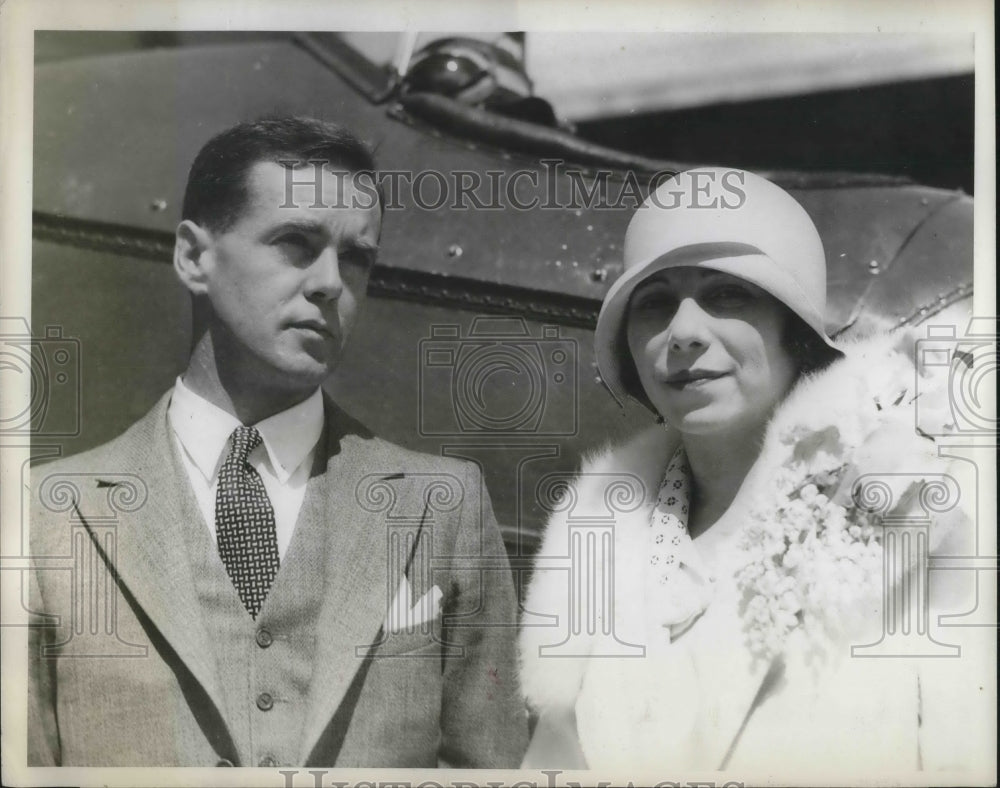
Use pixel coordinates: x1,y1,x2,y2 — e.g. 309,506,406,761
166,377,324,560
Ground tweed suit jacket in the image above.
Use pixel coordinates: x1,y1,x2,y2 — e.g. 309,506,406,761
28,390,528,767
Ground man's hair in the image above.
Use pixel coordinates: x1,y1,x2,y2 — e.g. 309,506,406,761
181,116,380,232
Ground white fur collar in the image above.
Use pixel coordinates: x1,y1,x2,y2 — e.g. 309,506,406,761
519,328,952,714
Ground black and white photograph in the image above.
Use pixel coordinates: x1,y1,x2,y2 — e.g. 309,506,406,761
0,2,995,786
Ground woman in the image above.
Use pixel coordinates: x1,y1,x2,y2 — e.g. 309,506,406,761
518,169,984,776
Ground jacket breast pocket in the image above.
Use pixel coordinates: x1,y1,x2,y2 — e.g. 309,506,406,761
371,627,441,658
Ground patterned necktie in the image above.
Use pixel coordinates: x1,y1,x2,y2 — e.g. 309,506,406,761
215,426,280,619
646,445,714,642
648,446,691,587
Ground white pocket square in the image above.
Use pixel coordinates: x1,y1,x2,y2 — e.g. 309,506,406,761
385,575,443,633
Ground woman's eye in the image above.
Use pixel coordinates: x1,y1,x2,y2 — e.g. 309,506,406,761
632,292,676,314
706,285,753,307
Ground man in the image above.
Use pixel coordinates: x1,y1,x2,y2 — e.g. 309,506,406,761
28,117,528,767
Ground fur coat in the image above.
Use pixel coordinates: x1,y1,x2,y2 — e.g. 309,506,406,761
518,329,990,777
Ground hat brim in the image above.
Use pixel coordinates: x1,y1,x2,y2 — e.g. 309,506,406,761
595,242,842,405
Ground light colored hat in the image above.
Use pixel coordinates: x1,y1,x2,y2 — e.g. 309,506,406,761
595,167,841,404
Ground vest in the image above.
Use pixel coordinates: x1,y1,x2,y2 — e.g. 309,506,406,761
175,451,331,768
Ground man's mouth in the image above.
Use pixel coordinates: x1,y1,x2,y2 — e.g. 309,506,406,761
664,369,728,388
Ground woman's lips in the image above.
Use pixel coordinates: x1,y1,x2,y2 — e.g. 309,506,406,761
664,370,728,389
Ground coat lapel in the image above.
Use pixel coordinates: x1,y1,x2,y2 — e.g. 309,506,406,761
573,424,784,768
73,393,230,727
298,398,413,763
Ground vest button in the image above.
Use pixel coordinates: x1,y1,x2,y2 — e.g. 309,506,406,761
256,691,274,711
216,758,234,767
256,628,274,648
259,755,277,767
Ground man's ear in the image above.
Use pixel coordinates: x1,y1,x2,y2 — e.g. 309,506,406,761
173,220,214,295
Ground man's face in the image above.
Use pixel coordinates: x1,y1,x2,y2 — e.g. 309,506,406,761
196,161,381,394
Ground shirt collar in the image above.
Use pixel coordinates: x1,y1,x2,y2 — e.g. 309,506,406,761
167,377,324,484
253,386,324,483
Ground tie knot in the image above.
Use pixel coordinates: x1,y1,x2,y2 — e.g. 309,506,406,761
227,425,263,465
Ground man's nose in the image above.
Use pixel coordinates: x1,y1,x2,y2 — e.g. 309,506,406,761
665,297,711,353
305,247,344,301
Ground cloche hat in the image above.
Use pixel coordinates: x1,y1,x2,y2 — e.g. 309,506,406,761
595,167,842,405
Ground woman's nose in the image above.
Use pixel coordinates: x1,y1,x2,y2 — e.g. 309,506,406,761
306,247,344,301
666,297,710,352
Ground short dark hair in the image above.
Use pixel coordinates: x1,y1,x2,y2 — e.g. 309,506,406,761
616,301,841,412
780,310,842,379
181,116,380,232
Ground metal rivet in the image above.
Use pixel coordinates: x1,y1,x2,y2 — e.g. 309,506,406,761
149,199,167,212
447,244,462,258
586,225,594,231
591,268,608,283
561,243,568,251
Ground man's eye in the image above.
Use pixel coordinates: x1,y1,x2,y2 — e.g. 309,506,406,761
340,247,374,267
276,233,311,250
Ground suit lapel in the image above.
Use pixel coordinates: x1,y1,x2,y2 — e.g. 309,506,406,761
298,398,412,763
76,393,230,726
77,392,429,761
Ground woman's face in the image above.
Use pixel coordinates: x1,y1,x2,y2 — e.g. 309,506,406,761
626,267,797,436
